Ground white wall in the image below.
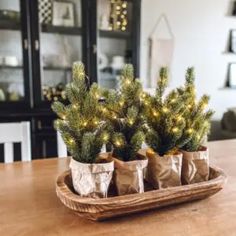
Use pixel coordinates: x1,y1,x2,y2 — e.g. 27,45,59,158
141,0,236,119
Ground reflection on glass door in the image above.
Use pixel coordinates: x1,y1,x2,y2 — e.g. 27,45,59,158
0,0,24,102
38,0,82,102
97,0,132,90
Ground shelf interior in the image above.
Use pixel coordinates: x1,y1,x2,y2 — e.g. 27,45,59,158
41,24,82,36
99,30,130,39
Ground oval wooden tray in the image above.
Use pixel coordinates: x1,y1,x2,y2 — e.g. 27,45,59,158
56,166,227,221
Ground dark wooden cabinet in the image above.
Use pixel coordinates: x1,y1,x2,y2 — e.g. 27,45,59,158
0,0,141,159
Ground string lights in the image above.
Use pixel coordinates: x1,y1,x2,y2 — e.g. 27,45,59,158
176,116,182,122
152,110,159,117
187,128,194,134
69,138,74,144
162,107,169,113
128,119,134,125
109,0,128,31
172,127,179,133
72,104,78,109
102,132,109,142
115,140,122,147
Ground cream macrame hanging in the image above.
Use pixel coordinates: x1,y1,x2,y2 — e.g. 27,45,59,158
148,14,175,88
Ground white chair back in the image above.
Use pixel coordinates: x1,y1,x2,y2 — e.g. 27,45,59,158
57,131,68,158
0,122,31,163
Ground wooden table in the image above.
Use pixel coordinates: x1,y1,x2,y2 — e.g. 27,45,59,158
0,140,236,236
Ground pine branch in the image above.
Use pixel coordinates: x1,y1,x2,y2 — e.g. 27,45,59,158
51,61,106,163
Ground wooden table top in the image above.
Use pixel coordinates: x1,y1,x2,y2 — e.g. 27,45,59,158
0,140,236,236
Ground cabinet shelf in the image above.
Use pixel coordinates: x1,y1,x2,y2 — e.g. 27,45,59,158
222,51,236,55
0,20,20,31
219,86,236,90
41,24,82,36
0,65,71,71
99,30,130,39
43,66,71,71
0,65,22,69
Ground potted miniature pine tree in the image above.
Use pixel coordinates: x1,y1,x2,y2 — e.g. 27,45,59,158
178,68,214,184
52,62,114,198
143,68,192,189
102,65,148,195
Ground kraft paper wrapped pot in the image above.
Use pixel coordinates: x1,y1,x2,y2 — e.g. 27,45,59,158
69,157,114,198
112,154,148,196
145,149,183,189
181,146,209,184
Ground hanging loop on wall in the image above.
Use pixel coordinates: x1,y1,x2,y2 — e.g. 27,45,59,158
148,13,175,88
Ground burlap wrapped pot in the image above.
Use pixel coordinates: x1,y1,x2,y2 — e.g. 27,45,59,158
145,149,183,189
181,146,209,184
69,157,114,198
112,155,148,196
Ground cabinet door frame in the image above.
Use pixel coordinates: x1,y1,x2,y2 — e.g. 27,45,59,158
89,0,141,84
29,0,89,108
0,0,33,111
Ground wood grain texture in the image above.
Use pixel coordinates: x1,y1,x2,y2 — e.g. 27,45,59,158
56,167,227,221
0,140,236,236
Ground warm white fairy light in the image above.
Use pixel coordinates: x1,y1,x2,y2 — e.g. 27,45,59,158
72,104,78,109
125,79,131,85
79,72,85,77
102,107,107,113
69,138,74,144
152,110,158,117
162,107,169,113
187,128,194,134
201,102,208,109
102,133,109,142
172,127,179,133
141,92,147,99
119,100,124,106
115,140,121,147
128,119,134,125
176,116,182,122
122,2,127,8
94,93,100,99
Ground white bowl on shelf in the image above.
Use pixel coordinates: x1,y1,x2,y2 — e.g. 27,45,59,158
3,56,19,66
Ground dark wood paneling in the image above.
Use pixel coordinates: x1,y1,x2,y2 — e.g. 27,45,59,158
132,0,141,77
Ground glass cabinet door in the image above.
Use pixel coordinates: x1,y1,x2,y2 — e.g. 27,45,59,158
0,0,30,104
97,0,133,90
32,0,83,105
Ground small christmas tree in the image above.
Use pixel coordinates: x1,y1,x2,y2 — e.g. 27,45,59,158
178,68,214,151
144,68,191,156
51,62,109,163
102,64,145,161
